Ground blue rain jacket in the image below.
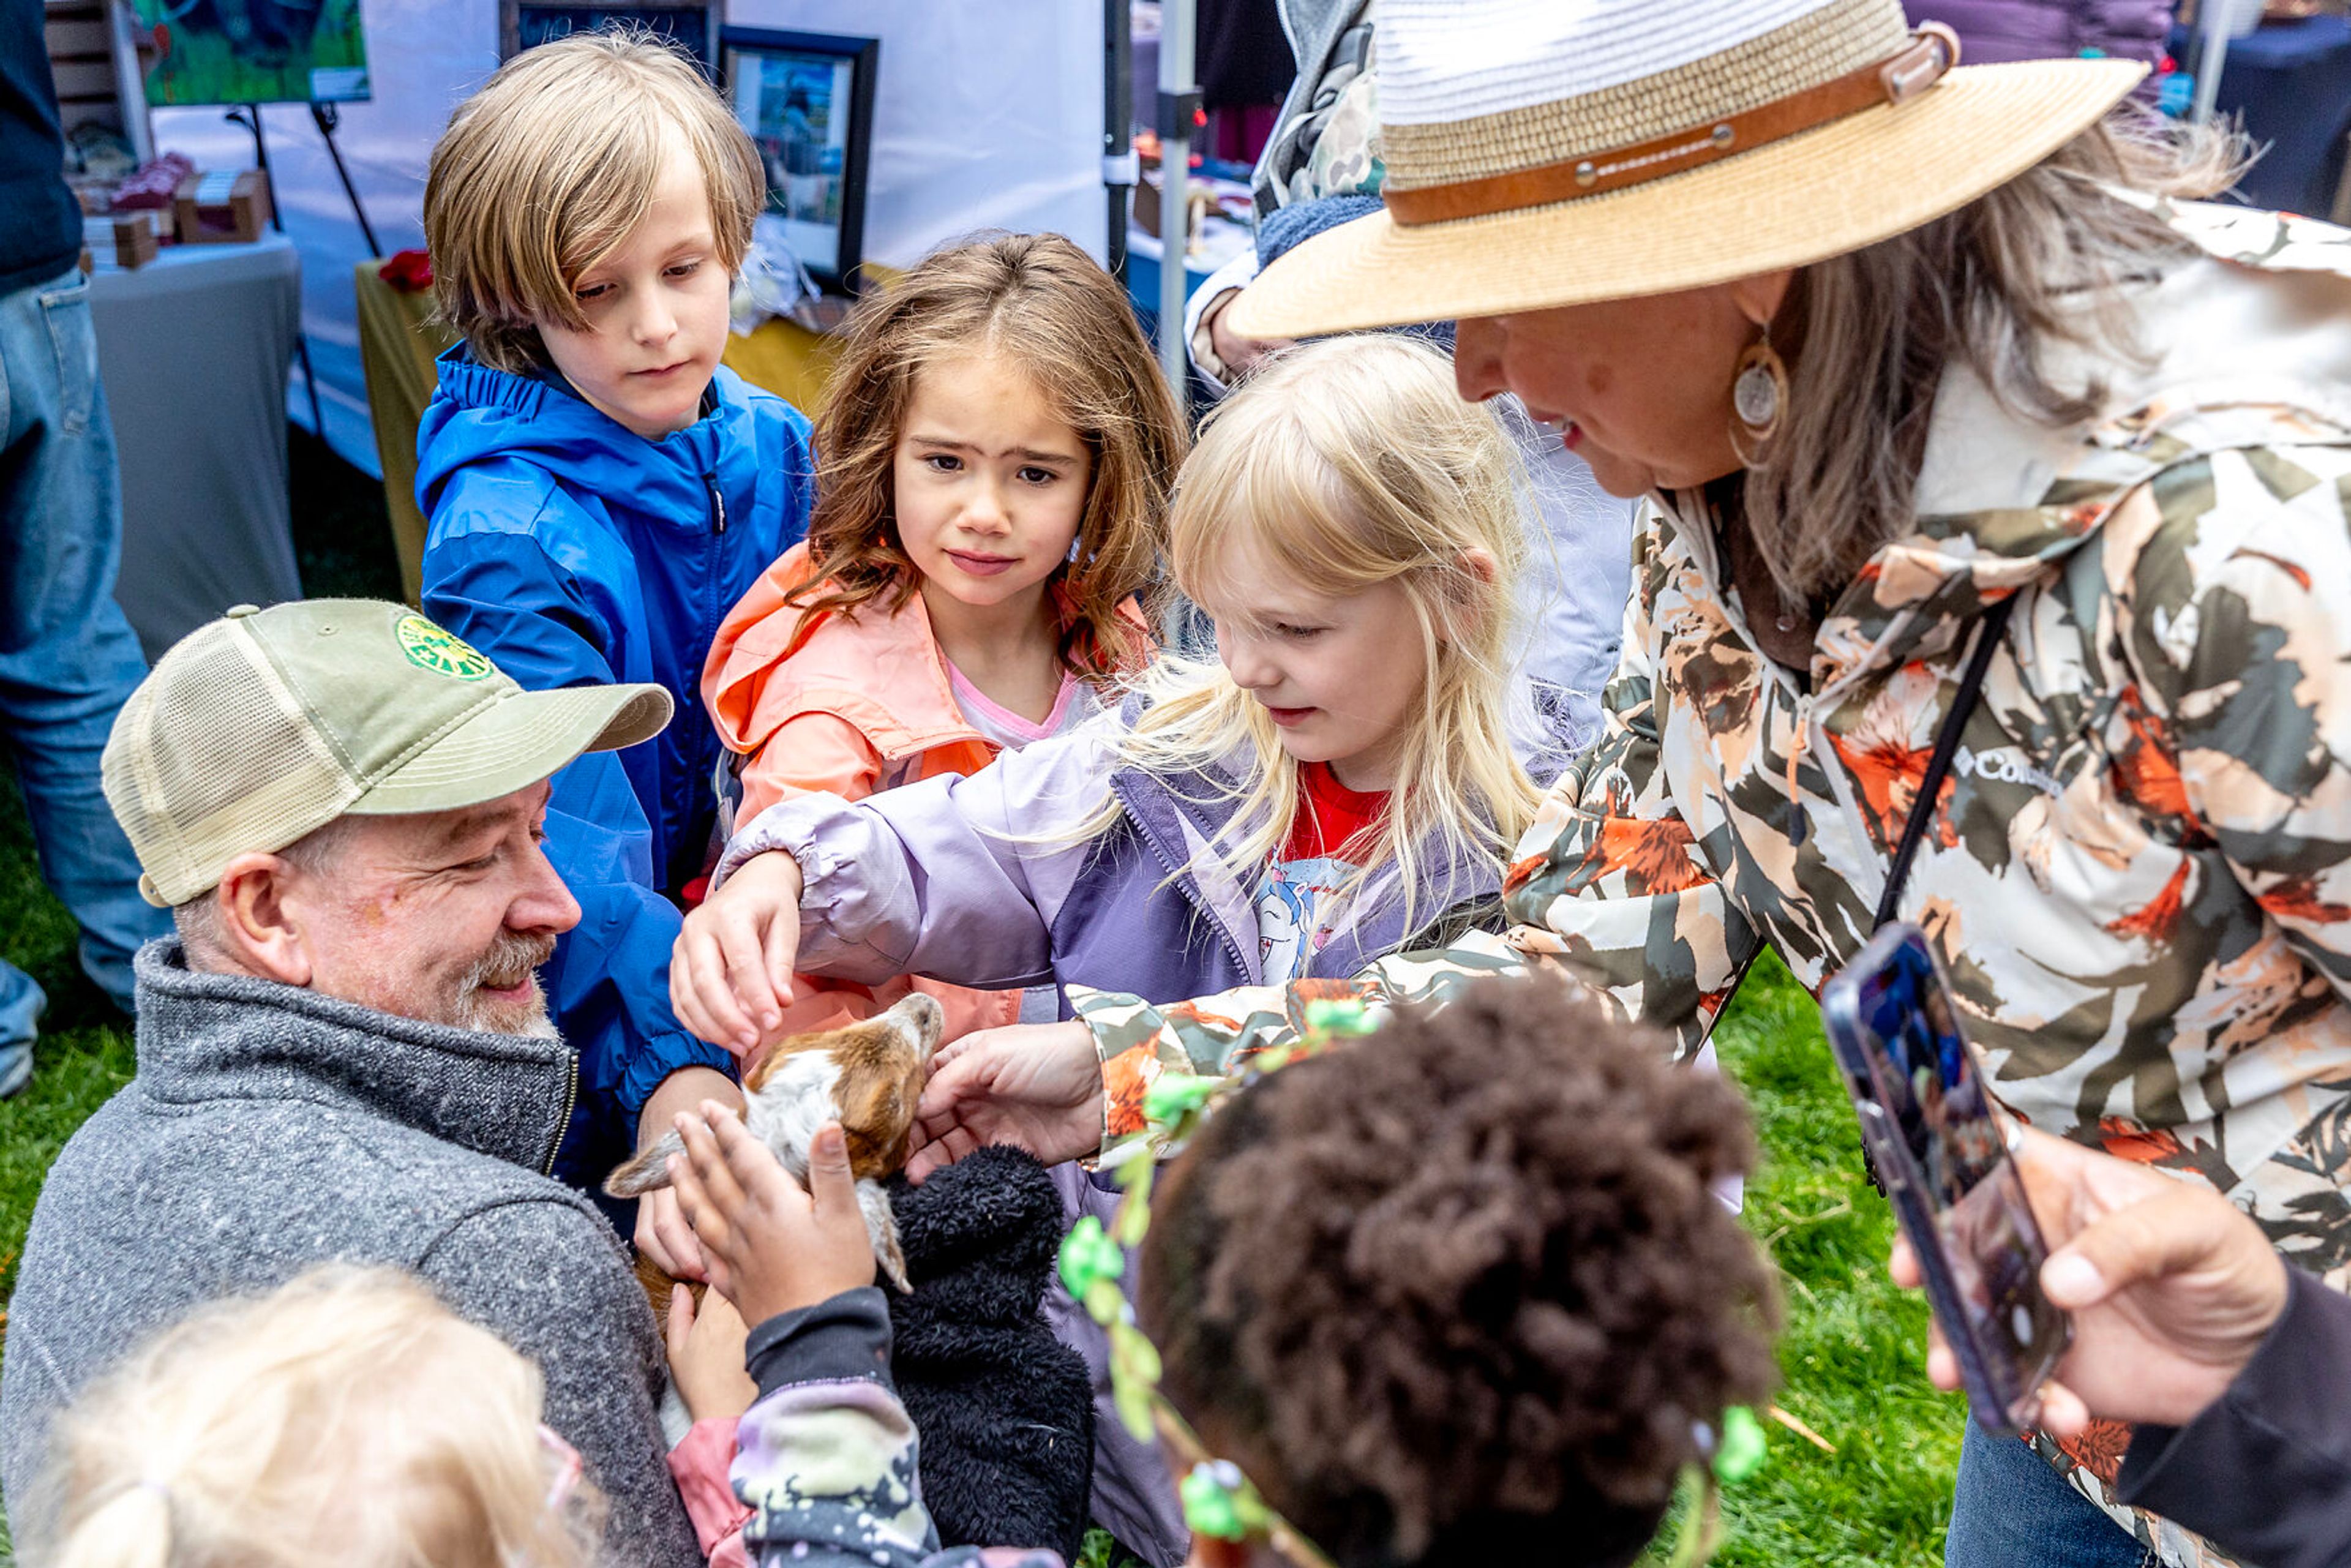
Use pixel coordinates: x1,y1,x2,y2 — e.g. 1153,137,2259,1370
416,345,814,1195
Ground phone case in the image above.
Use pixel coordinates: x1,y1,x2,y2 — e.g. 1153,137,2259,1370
1821,927,2069,1435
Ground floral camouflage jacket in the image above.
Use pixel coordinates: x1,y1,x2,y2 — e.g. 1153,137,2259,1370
1070,200,2351,1567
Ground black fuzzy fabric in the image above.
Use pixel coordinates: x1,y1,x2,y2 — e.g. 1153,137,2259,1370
886,1147,1095,1561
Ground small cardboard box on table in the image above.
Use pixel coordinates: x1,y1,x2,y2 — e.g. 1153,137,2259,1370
174,170,272,245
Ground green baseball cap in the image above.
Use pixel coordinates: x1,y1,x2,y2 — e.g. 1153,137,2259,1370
103,599,673,907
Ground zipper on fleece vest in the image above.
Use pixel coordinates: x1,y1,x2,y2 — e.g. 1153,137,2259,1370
546,1052,579,1176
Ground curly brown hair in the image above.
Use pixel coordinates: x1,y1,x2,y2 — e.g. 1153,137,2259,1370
1138,976,1781,1568
789,233,1185,680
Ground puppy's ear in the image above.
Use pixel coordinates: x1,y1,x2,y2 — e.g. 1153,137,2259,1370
603,1131,684,1198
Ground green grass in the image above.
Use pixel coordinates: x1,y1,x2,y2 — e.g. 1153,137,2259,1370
0,437,1960,1561
0,769,139,1312
1691,955,1967,1564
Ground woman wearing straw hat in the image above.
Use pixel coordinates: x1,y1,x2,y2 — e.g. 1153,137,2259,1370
909,0,2351,1563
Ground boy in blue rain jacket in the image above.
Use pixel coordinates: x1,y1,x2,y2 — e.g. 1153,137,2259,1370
414,33,814,1258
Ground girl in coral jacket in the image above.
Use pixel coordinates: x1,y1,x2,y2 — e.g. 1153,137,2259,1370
699,233,1184,1054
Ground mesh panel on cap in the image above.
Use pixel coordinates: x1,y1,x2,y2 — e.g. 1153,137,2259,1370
109,623,359,905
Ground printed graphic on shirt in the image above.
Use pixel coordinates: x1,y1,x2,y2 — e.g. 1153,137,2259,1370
1257,853,1355,983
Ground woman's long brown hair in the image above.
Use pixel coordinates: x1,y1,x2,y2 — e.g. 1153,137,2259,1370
789,232,1187,677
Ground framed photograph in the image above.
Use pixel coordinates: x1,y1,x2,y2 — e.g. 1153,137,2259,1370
500,0,722,75
125,0,372,107
721,26,878,295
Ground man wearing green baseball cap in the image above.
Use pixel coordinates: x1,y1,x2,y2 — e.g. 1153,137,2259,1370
0,600,702,1564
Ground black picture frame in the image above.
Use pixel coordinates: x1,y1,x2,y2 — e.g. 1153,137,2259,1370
719,26,879,296
499,0,723,75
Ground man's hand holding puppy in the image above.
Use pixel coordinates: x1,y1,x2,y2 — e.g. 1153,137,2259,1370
668,1102,873,1326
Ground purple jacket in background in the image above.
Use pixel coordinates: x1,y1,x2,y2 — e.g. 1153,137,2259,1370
1906,0,2176,66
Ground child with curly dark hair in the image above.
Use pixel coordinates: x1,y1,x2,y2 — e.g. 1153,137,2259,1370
658,974,1780,1568
1136,975,1780,1568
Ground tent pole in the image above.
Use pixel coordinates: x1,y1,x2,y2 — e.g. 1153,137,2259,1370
1156,0,1198,397
2191,2,2234,125
1104,0,1133,285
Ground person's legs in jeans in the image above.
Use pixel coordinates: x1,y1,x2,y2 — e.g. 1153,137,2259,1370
0,267,170,1081
1944,1422,2152,1568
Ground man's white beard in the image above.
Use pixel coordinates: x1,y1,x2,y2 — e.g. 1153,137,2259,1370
487,991,560,1040
451,933,560,1038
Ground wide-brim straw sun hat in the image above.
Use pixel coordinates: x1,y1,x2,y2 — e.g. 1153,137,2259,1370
1227,0,2145,339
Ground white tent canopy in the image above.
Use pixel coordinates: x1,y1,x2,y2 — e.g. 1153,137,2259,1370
149,0,1109,475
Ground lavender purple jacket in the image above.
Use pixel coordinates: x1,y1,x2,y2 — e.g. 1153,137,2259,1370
714,712,1504,1008
1905,0,2174,66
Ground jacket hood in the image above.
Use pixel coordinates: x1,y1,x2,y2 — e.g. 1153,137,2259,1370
416,344,772,531
1690,200,2351,692
705,542,980,760
132,940,575,1175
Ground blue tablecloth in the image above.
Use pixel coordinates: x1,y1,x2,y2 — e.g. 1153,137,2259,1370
2175,17,2351,216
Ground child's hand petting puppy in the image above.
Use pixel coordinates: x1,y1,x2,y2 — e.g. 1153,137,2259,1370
666,1283,758,1424
669,1103,876,1327
673,850,806,1054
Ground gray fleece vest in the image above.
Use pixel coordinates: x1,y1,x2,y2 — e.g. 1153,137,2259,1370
0,942,700,1566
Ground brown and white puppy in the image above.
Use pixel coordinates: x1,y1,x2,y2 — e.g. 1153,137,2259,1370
604,991,943,1300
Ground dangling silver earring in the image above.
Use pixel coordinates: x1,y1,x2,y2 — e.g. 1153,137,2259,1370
1728,331,1788,468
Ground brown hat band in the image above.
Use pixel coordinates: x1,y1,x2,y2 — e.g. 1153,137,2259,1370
1384,24,1960,227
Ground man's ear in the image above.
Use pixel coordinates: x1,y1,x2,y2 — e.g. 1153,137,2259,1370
209,852,314,988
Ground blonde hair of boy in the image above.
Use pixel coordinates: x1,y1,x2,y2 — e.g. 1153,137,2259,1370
23,1266,602,1568
424,29,763,373
1111,334,1540,937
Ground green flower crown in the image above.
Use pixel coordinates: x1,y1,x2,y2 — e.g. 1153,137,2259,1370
1054,998,1764,1568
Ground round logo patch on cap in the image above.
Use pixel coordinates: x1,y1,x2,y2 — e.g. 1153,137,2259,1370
396,614,495,681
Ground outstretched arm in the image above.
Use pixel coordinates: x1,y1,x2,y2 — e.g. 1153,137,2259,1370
905,932,1526,1176
681,732,1119,1060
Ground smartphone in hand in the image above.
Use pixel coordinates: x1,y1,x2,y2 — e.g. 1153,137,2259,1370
1821,923,2069,1435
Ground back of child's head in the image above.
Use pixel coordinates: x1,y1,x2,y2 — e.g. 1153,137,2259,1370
1125,334,1539,926
1138,976,1780,1568
424,29,762,373
793,231,1186,677
24,1266,599,1568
